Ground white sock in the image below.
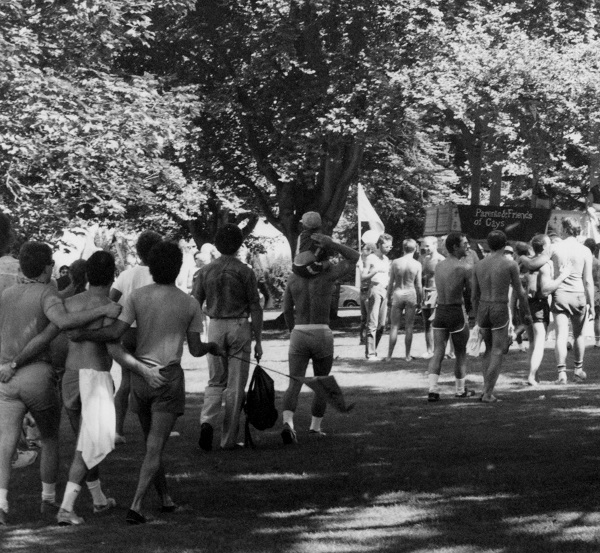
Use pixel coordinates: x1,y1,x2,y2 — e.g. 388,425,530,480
455,378,466,395
310,417,323,432
282,410,294,430
428,374,440,393
60,482,81,512
86,480,107,506
0,488,8,512
41,482,56,503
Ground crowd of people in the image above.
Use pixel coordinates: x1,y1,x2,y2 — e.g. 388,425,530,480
0,208,596,528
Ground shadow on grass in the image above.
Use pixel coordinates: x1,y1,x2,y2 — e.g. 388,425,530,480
5,347,600,552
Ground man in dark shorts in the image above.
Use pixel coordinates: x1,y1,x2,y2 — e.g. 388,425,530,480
472,231,532,402
0,242,121,525
427,233,475,401
70,241,221,524
550,217,594,383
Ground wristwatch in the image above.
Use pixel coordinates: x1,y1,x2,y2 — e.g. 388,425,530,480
9,361,17,370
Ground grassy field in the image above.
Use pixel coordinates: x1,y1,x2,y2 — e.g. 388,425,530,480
3,322,600,553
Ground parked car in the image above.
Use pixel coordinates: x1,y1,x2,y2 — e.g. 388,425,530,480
338,284,360,307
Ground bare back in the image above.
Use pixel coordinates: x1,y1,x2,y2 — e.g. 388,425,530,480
65,292,113,372
473,253,518,303
390,255,421,291
435,257,470,305
422,252,444,288
284,261,351,326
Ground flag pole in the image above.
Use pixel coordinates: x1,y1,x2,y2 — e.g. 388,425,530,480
356,183,362,288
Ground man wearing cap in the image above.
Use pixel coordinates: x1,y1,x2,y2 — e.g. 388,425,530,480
281,232,360,444
363,233,393,361
193,224,263,451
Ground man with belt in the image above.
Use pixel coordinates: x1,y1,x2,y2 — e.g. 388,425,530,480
281,232,359,444
427,232,474,401
193,224,263,451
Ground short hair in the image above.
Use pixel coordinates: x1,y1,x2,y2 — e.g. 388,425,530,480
377,233,393,247
86,251,116,287
148,241,182,285
421,236,437,247
562,217,581,237
531,234,548,254
136,231,163,265
445,232,465,255
361,243,376,255
403,238,417,253
59,265,69,273
215,224,244,255
584,238,597,256
487,230,507,252
514,241,530,256
19,242,53,278
70,259,87,290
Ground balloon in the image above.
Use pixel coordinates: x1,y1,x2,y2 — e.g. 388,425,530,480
361,229,381,245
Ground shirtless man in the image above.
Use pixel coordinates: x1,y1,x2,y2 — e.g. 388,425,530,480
420,236,445,359
526,235,571,386
56,251,120,525
281,234,360,444
386,239,422,362
472,230,532,402
427,233,474,401
363,234,392,361
550,217,594,384
69,241,220,524
0,242,121,525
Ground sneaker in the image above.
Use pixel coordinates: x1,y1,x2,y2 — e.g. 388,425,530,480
57,508,84,526
11,449,37,469
115,434,126,445
198,423,213,452
308,429,327,438
427,392,440,402
555,376,568,385
0,508,7,526
281,423,298,445
126,509,147,525
40,499,60,515
455,389,476,398
420,352,434,360
93,497,117,514
366,356,380,362
574,368,587,381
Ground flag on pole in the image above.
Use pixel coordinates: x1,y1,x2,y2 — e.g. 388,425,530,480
296,375,354,413
357,183,384,235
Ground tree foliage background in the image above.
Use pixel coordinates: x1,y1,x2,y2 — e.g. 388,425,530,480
2,0,600,252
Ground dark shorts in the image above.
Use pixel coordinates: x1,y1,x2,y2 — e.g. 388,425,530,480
432,304,466,333
130,363,185,417
529,297,550,325
552,290,587,317
477,301,509,330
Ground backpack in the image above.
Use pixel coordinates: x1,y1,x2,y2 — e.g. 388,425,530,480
243,365,278,448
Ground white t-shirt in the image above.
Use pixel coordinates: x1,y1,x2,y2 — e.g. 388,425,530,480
112,265,154,328
367,253,390,289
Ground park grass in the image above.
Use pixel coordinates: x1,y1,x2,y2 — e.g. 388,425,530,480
3,326,600,552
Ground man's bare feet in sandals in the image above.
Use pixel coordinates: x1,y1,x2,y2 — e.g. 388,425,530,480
480,394,501,403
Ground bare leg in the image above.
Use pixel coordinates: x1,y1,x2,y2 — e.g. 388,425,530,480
386,304,400,361
528,322,547,385
428,329,448,377
310,355,334,418
481,326,507,401
423,309,433,355
0,406,25,491
130,411,177,516
114,367,131,437
554,312,569,381
404,304,417,360
451,325,470,380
